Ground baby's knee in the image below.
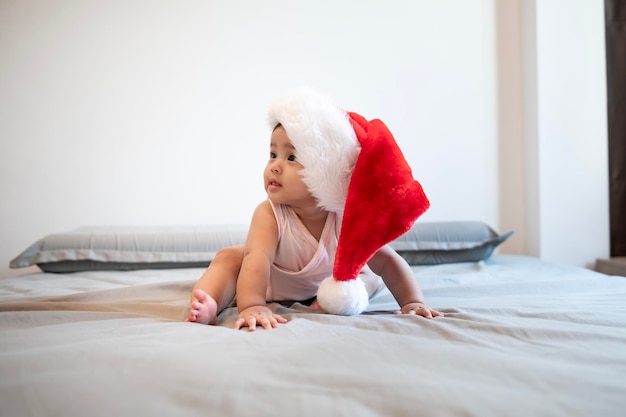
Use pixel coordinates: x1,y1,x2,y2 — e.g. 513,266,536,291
360,271,382,297
213,245,244,264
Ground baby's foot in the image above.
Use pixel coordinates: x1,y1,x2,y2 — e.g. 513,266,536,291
309,298,322,311
186,289,218,325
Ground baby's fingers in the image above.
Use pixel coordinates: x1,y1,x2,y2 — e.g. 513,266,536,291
273,314,288,324
246,316,258,331
420,309,433,319
261,314,287,330
394,306,443,319
234,316,257,331
415,308,446,319
234,312,288,331
233,317,245,330
259,317,274,330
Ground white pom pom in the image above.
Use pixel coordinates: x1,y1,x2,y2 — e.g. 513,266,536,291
316,276,369,316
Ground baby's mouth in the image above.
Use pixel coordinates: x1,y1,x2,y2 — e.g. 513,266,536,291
268,180,282,189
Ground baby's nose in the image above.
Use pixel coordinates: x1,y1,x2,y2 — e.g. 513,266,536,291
271,161,282,172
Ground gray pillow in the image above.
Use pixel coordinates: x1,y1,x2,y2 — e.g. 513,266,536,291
390,221,513,265
10,225,249,273
10,222,512,273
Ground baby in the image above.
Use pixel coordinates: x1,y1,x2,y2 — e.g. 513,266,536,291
187,89,443,330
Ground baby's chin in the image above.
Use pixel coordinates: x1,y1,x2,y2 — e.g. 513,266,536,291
266,194,281,205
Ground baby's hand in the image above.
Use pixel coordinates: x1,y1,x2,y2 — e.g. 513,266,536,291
234,305,287,331
395,302,444,319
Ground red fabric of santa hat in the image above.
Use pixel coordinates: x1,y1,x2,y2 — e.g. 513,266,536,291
268,87,429,315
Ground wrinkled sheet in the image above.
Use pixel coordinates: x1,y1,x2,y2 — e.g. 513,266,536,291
1,255,625,417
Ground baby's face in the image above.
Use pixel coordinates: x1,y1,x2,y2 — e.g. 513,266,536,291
264,126,316,208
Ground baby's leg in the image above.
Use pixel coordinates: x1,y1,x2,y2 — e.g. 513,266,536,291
186,245,244,325
360,266,382,297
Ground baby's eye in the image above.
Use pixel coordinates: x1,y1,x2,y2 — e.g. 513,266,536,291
288,154,296,162
270,152,277,159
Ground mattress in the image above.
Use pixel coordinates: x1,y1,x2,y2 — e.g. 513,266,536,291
1,255,625,416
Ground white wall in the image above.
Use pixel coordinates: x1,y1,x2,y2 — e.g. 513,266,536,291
0,0,609,277
495,0,609,268
522,0,609,268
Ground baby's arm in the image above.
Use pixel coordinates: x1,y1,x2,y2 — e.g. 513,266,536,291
367,245,443,319
234,201,287,330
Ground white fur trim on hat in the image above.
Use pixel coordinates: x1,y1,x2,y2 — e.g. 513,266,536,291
267,87,360,213
316,276,369,316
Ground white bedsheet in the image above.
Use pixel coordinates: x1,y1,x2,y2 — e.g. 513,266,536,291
1,255,625,417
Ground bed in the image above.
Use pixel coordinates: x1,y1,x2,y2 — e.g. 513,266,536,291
2,223,626,417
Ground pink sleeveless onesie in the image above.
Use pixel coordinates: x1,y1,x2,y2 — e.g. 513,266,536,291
266,199,340,301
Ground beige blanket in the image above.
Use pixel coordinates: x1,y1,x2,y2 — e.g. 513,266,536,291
1,255,625,417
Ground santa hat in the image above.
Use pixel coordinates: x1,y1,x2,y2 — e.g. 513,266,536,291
268,87,430,315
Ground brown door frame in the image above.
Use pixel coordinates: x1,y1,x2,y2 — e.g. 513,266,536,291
605,0,626,256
